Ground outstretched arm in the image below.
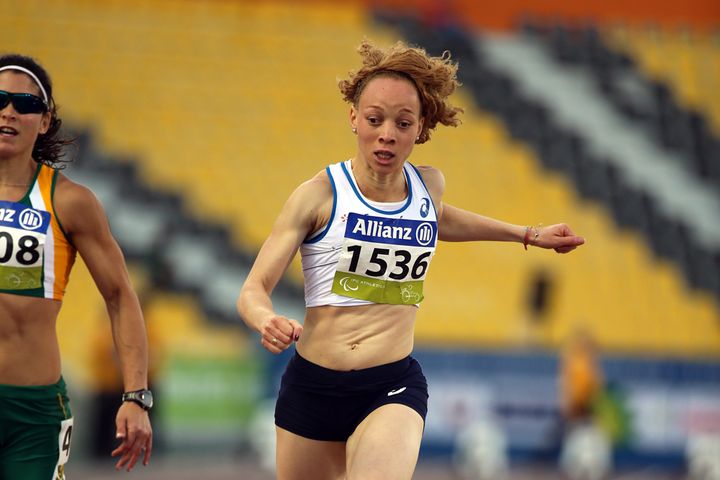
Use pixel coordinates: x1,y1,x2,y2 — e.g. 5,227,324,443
438,204,526,242
416,165,585,253
54,177,152,471
439,204,585,253
237,173,331,353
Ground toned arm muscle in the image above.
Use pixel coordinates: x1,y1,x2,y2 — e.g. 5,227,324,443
54,177,147,390
237,171,333,352
54,174,152,469
417,165,585,251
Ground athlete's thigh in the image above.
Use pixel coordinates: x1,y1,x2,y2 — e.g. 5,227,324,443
0,457,63,480
0,424,67,480
346,404,424,480
276,426,346,480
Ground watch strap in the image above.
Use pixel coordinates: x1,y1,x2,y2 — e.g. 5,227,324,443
122,389,152,411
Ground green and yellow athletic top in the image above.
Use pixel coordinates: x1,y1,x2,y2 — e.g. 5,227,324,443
0,164,76,300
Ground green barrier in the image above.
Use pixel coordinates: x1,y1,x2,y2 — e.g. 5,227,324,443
158,353,264,449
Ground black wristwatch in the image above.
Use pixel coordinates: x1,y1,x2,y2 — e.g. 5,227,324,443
122,389,154,411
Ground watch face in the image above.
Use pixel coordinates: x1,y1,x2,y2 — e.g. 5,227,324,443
140,391,154,408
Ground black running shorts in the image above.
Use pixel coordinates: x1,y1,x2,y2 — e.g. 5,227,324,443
275,352,428,441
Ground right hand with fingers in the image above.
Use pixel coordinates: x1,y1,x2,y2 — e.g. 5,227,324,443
111,402,152,472
259,314,303,354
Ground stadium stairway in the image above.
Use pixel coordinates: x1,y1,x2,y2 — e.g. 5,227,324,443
474,23,720,297
5,0,719,359
375,11,720,355
56,130,303,386
523,23,720,196
4,0,396,385
604,26,720,138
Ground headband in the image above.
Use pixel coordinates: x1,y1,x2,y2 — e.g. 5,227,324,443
0,65,49,105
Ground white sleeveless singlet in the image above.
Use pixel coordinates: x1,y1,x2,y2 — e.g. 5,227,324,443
300,160,438,307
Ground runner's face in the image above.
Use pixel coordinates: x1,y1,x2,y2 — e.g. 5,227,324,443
0,71,50,161
351,75,423,173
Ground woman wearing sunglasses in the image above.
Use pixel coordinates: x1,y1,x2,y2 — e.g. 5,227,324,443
0,54,152,478
238,40,585,480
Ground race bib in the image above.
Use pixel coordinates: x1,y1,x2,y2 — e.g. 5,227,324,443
331,212,436,305
0,201,50,290
57,417,73,466
52,417,73,480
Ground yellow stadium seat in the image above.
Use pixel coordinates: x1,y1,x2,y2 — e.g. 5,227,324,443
605,25,720,136
6,1,718,358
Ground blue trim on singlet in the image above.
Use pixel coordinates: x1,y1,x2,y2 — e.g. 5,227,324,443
409,163,439,219
304,166,338,244
340,161,413,215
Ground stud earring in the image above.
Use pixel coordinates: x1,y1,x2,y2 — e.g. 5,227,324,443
352,127,357,134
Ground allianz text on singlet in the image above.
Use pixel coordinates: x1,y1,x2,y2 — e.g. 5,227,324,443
301,160,437,307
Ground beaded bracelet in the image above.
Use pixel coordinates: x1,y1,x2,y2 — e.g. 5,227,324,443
523,226,532,250
523,224,542,250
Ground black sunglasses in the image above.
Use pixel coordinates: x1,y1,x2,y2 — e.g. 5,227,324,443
0,90,48,115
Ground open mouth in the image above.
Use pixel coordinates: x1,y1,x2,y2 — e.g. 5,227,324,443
0,126,18,137
374,150,395,162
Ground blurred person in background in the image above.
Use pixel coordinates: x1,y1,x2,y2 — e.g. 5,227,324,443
560,327,604,427
558,327,611,480
0,54,152,478
238,40,585,480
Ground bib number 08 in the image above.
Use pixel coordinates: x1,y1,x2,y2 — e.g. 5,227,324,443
346,245,431,280
0,232,41,265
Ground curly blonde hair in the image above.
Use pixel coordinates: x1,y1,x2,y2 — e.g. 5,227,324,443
338,40,462,144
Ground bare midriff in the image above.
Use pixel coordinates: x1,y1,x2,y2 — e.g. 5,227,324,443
297,303,417,371
0,293,62,385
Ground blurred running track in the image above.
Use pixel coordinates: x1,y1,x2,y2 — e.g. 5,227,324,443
67,456,685,480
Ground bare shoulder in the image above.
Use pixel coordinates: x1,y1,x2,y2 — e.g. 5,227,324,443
286,169,333,211
52,172,104,233
415,165,445,200
298,168,334,199
278,169,334,234
53,172,100,208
